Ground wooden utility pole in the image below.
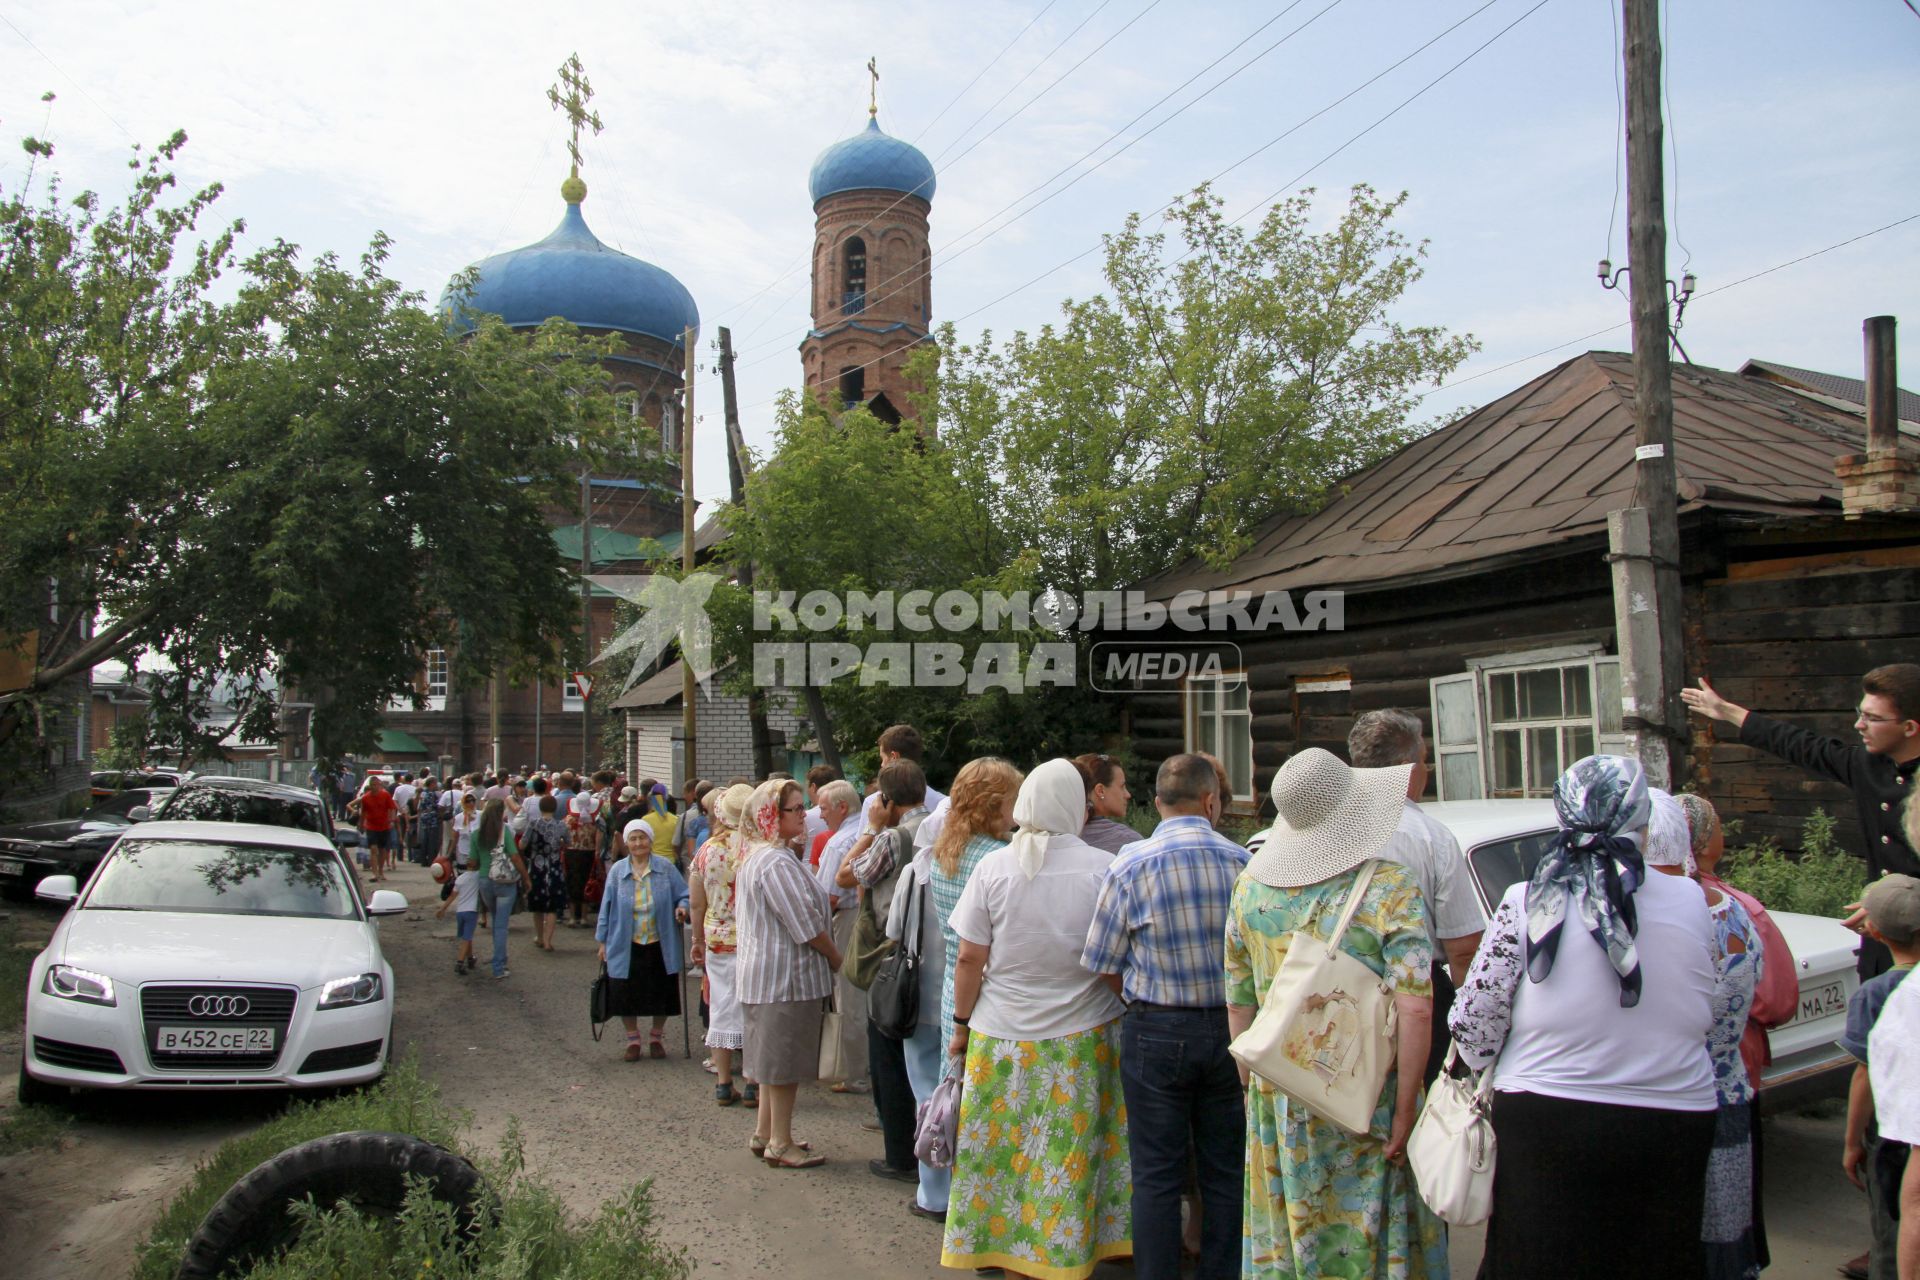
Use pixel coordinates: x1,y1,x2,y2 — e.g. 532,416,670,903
1608,0,1687,788
719,328,777,780
680,326,698,789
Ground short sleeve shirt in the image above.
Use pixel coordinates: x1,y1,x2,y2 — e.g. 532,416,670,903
357,789,397,832
1843,966,1913,1064
1870,969,1920,1144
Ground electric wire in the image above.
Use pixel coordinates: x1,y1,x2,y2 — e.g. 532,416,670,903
1605,0,1623,264
911,0,1062,143
1662,0,1690,273
929,0,1119,166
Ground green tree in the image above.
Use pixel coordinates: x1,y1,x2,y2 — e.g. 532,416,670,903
916,183,1479,588
0,128,629,782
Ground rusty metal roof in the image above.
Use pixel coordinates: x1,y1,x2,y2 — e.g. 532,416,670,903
1740,358,1920,426
1141,351,1871,601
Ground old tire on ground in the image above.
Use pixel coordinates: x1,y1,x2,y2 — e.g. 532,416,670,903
174,1130,490,1280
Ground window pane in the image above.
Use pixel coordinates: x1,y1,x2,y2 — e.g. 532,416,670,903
1520,668,1562,720
1227,717,1252,798
1565,725,1595,762
1493,729,1523,794
1434,679,1477,746
1224,677,1249,712
1195,683,1217,717
1440,751,1484,802
1595,660,1624,734
1490,673,1517,724
1197,715,1219,755
1527,726,1560,793
1565,666,1591,718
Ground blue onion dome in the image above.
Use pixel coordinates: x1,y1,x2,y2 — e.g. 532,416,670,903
808,116,937,205
446,179,699,347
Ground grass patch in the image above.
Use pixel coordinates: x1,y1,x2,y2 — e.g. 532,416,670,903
0,1102,72,1154
133,1054,465,1280
1,914,36,1032
1719,809,1867,919
243,1120,689,1280
133,1058,688,1280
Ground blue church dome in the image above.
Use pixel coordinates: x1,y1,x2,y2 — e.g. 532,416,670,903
808,117,937,205
446,194,699,347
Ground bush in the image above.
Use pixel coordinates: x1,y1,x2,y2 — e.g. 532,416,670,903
1719,808,1867,919
241,1121,689,1280
133,1055,465,1280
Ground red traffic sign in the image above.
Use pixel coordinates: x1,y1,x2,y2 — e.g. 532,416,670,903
570,671,594,698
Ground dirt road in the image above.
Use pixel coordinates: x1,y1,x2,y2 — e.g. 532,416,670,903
0,862,1883,1278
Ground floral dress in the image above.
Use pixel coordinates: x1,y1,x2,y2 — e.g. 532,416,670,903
1224,862,1446,1280
1703,891,1763,1280
523,816,571,913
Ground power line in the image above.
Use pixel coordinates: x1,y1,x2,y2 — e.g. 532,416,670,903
733,0,1343,368
1419,210,1920,399
736,0,1529,411
929,0,1119,165
1605,0,1623,263
911,0,1062,144
1661,0,1691,272
0,12,136,143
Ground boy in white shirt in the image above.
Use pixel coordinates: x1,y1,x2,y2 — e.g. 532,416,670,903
436,844,481,976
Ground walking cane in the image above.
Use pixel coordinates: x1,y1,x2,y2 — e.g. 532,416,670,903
681,934,691,1058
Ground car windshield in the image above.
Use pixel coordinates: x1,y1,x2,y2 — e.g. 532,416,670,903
159,788,324,833
88,790,165,820
85,839,359,919
1466,830,1563,911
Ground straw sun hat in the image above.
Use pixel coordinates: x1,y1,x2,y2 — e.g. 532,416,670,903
1246,747,1413,888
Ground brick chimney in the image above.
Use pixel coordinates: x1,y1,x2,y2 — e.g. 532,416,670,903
1837,315,1920,517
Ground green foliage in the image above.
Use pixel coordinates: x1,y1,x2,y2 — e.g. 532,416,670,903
240,1121,688,1280
94,712,151,770
133,1054,465,1280
1719,808,1867,919
0,1102,72,1155
0,129,638,782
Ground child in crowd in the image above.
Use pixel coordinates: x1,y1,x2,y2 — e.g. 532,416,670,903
1842,873,1920,1280
436,841,482,976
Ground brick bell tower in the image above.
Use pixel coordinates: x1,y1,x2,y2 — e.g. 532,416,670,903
800,71,937,427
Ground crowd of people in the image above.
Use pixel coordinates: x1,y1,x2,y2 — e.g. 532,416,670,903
327,659,1920,1280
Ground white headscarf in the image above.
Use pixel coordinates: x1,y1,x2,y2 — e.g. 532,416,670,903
1644,789,1696,876
1007,758,1088,881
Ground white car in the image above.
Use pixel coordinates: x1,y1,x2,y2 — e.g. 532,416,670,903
1424,799,1860,1104
18,821,407,1102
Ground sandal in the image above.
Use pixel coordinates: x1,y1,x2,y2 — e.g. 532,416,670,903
741,1083,759,1108
749,1135,808,1156
764,1142,826,1169
716,1083,739,1106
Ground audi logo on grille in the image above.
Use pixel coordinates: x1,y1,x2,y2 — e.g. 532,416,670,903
187,994,251,1018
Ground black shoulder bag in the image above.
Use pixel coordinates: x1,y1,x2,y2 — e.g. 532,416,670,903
868,870,924,1041
590,962,611,1040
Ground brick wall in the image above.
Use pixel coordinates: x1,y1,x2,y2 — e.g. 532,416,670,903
624,693,802,789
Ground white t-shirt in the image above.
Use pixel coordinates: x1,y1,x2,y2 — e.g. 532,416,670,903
1871,967,1920,1144
392,783,416,816
452,869,480,914
948,835,1126,1042
1377,801,1483,950
912,796,952,854
1491,871,1717,1110
451,809,480,854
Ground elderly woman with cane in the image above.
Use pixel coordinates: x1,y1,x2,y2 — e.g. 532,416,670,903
596,819,691,1062
941,758,1131,1279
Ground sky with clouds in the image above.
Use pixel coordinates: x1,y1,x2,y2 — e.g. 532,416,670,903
4,0,1916,516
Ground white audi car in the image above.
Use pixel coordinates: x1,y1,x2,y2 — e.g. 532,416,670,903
18,821,407,1102
1425,799,1860,1106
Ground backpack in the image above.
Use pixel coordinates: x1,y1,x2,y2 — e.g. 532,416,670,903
847,817,923,990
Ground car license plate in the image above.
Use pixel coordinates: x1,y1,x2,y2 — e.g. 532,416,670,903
0,858,22,876
1780,979,1849,1028
154,1026,276,1053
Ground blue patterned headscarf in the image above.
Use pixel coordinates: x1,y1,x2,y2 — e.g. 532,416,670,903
1525,754,1653,1007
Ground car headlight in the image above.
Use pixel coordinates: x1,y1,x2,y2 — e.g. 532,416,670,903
44,964,116,1006
318,973,384,1009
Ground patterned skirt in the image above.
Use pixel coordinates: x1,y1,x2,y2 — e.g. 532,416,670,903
940,1019,1132,1280
1702,1101,1760,1280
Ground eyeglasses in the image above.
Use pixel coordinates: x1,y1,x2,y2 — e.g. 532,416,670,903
1858,707,1906,725
779,803,806,814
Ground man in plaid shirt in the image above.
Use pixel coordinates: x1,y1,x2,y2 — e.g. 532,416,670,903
1081,754,1249,1280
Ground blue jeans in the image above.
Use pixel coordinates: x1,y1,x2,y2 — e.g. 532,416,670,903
1120,1006,1244,1280
902,1012,953,1213
479,879,517,975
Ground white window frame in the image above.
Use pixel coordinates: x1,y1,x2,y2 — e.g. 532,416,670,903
425,649,449,708
1183,670,1255,805
1428,651,1626,800
563,675,585,712
660,401,681,457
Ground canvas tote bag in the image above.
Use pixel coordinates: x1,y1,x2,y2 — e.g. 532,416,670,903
817,990,851,1082
1228,860,1397,1135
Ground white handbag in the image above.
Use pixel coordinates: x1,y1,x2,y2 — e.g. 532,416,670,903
1229,861,1397,1135
1407,1044,1497,1226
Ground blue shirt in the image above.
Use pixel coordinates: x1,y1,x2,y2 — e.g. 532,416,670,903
1080,814,1250,1009
1843,964,1914,1064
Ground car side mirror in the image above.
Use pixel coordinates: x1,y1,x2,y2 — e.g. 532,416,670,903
127,805,151,822
366,889,408,917
35,875,79,903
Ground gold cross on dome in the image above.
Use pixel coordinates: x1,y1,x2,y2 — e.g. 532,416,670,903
547,53,604,176
867,57,879,117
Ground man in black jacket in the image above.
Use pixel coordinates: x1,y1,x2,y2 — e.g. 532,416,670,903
1682,663,1920,979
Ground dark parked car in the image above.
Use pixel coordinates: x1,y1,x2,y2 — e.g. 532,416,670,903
90,769,194,800
140,776,338,840
0,788,175,898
